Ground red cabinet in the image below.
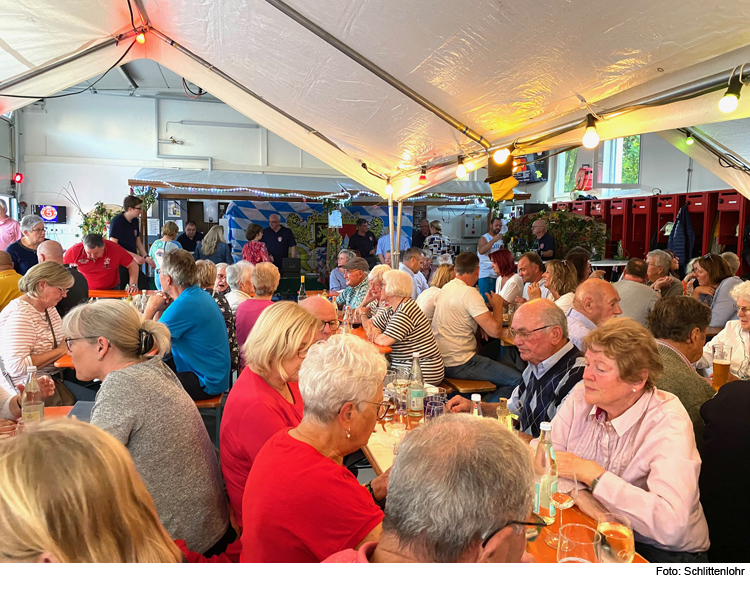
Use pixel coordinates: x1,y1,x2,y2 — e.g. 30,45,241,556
571,201,591,216
686,192,718,258
608,199,628,258
653,194,686,249
715,191,748,273
552,201,572,212
625,197,656,260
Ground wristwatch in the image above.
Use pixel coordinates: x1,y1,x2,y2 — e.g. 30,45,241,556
128,283,138,289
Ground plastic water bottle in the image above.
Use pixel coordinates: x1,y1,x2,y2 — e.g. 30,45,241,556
21,366,44,422
470,394,483,417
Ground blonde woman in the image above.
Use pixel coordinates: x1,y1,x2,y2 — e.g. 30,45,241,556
195,260,239,373
0,262,73,394
194,225,234,265
0,420,182,563
236,262,280,367
528,259,579,312
415,263,456,321
63,300,232,555
149,221,182,290
220,301,322,527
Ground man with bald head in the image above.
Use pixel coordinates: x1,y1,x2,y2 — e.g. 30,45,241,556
566,278,622,350
37,240,88,317
446,299,585,439
0,251,22,312
261,213,297,271
299,296,339,341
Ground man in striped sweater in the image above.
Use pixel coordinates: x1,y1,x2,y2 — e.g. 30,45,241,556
446,299,585,440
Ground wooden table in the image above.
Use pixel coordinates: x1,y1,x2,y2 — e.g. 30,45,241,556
351,326,392,354
89,289,158,299
500,326,515,347
54,354,74,369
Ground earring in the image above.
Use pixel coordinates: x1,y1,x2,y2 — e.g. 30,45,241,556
346,429,351,439
632,387,637,393
98,357,103,361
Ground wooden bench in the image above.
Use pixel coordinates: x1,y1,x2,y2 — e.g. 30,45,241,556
441,378,496,395
195,394,224,450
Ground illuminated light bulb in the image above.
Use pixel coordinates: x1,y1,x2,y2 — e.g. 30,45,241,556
419,166,427,185
456,156,467,179
493,148,511,164
686,135,694,146
136,32,146,44
718,92,739,113
12,172,23,183
582,114,600,149
384,180,393,196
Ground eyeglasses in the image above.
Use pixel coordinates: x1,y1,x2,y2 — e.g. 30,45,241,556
360,400,390,420
509,325,553,340
30,227,45,234
738,306,750,315
482,518,548,547
322,319,340,331
64,336,100,352
56,286,69,296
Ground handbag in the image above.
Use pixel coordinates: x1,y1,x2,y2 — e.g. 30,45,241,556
44,309,76,407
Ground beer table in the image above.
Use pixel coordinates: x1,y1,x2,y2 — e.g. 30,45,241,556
89,289,158,299
44,406,74,419
351,326,392,354
54,354,74,369
500,326,515,347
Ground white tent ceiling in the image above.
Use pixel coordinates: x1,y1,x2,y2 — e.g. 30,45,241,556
3,0,750,199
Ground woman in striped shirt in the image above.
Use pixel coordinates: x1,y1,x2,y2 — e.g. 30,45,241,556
370,269,444,386
0,262,73,397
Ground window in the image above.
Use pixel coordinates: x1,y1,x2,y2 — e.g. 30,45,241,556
554,148,580,197
594,135,640,188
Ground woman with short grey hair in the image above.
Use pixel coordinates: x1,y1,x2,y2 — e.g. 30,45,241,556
358,263,391,321
225,261,255,315
330,249,356,293
239,334,389,562
6,214,45,275
369,269,444,385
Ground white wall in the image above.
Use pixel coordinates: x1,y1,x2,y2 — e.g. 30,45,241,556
17,93,340,221
0,117,11,196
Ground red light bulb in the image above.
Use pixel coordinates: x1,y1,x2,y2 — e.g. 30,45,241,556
419,166,427,185
12,172,23,183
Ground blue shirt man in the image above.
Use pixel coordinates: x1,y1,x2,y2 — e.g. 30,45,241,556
377,232,411,264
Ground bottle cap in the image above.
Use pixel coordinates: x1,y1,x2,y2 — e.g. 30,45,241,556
540,421,552,431
471,394,481,402
412,352,420,358
498,397,508,408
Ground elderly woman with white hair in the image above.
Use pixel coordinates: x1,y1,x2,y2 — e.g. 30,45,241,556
6,214,45,275
357,263,391,321
240,334,388,562
214,262,230,295
369,269,444,385
330,249,356,293
697,280,750,379
224,260,255,315
220,301,321,528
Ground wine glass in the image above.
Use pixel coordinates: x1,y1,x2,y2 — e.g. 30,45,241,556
557,524,601,563
597,513,635,563
424,400,445,421
383,371,397,423
545,470,578,548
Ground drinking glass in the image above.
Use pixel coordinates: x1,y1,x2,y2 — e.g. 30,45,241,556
383,371,397,423
384,422,406,456
557,524,601,563
712,344,733,389
393,368,410,424
545,470,578,548
597,513,635,563
425,387,447,404
424,400,445,421
0,422,17,440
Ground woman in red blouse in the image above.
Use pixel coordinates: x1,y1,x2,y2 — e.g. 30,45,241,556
241,224,272,265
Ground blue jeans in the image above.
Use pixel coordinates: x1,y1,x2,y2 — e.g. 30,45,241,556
477,277,496,303
445,354,522,400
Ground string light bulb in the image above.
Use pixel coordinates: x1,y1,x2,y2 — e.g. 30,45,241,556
419,166,427,185
136,32,146,44
456,156,467,179
686,134,694,146
718,73,742,113
582,114,600,149
384,179,393,196
492,148,511,164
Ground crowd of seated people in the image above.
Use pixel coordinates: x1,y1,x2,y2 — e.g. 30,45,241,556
4,214,750,566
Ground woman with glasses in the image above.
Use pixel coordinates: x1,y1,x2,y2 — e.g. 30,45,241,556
691,253,742,333
5,214,46,275
241,334,388,562
236,262,280,368
0,262,72,396
61,299,232,556
220,301,321,528
696,281,750,379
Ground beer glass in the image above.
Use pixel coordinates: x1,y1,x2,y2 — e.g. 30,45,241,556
557,524,601,563
597,513,635,563
712,344,732,389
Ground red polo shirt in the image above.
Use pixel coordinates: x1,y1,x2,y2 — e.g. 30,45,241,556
63,239,133,289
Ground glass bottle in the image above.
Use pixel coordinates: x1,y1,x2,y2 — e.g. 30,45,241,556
407,353,425,426
496,398,514,432
298,274,307,302
21,366,44,422
470,393,483,417
533,421,557,524
342,306,352,334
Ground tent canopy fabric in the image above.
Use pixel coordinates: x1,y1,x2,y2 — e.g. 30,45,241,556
4,1,750,198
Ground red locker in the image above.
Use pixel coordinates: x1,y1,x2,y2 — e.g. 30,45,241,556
571,201,591,216
653,194,686,249
686,192,718,258
626,197,656,260
608,199,628,258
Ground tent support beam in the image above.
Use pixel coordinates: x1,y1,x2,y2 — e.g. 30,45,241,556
263,0,491,151
395,199,403,268
388,198,395,269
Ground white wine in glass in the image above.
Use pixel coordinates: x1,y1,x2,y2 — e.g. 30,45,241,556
597,513,635,563
545,471,578,549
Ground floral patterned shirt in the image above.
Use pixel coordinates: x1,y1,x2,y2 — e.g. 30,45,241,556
242,241,272,265
204,288,239,373
335,278,370,310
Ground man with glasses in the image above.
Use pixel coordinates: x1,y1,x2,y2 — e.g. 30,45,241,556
109,195,155,289
447,299,585,439
335,257,370,310
566,278,622,350
5,214,46,275
324,414,536,563
300,296,339,341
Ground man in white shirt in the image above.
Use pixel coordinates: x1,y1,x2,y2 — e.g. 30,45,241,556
477,217,506,302
433,252,522,399
399,247,429,299
516,252,553,303
566,279,622,350
614,258,659,326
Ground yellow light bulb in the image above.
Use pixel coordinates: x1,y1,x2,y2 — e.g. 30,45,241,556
384,182,393,196
456,163,467,178
493,148,511,164
718,93,739,114
582,125,600,149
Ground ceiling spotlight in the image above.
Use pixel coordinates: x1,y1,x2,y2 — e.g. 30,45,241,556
718,74,742,113
582,114,600,149
456,156,467,179
419,166,427,185
384,180,393,196
492,148,511,164
135,32,146,44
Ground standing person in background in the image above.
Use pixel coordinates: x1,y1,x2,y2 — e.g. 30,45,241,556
36,240,88,317
0,251,21,313
477,217,507,302
423,221,451,262
176,221,204,252
194,226,234,265
377,228,411,265
348,219,377,257
0,200,21,252
241,224,272,265
261,214,296,270
412,218,431,250
613,258,659,326
63,234,139,293
530,219,555,261
108,196,155,290
5,215,46,275
149,221,182,290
